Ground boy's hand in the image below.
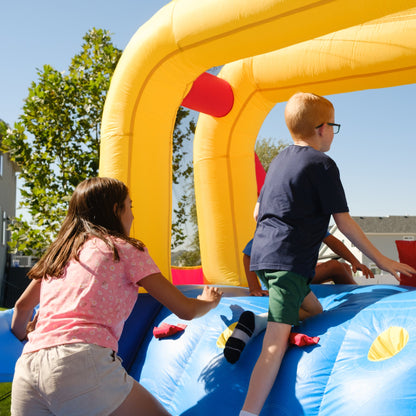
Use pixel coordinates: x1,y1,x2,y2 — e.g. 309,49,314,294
377,257,416,282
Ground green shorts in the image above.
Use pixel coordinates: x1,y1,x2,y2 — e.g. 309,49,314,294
256,270,311,325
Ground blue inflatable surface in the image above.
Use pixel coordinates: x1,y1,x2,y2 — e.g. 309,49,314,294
2,284,416,415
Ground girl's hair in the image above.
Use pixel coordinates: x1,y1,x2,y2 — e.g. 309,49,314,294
285,92,334,138
29,177,144,280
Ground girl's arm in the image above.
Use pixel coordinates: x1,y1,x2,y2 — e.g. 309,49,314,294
139,273,222,320
11,279,41,341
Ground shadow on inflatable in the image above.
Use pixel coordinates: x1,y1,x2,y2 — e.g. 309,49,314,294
2,284,416,415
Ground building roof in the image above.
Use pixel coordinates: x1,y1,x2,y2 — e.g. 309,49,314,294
351,216,416,233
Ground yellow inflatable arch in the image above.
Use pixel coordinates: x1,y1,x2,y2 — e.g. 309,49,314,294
99,0,416,284
195,9,416,285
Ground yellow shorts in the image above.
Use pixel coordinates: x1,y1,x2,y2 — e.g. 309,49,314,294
11,343,134,416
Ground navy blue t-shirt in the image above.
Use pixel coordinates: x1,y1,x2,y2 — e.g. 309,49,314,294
250,145,348,279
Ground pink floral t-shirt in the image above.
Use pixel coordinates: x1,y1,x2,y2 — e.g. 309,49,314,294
23,237,160,354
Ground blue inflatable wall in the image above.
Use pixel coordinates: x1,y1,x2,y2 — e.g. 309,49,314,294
1,284,416,415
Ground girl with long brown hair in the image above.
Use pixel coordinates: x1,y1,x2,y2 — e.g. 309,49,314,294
11,177,222,416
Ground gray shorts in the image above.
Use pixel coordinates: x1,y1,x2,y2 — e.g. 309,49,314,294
11,343,134,416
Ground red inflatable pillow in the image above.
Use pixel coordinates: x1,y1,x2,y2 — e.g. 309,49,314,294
395,240,416,287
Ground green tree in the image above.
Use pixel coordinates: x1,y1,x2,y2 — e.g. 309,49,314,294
255,137,289,172
173,179,201,266
1,28,194,257
1,29,121,256
171,111,195,249
0,119,8,143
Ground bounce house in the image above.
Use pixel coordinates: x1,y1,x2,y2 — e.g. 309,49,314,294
1,1,416,414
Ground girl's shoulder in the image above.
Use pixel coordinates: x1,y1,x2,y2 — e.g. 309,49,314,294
83,236,111,250
110,236,149,259
112,236,144,249
81,235,147,258
77,237,113,262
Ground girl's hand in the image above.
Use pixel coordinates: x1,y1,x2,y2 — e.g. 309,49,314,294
197,286,223,307
249,288,269,297
26,310,39,335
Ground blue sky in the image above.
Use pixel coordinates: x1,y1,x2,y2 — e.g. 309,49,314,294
2,0,415,218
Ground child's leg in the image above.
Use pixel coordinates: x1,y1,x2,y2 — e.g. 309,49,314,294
224,312,268,364
240,270,310,414
299,291,323,321
313,260,356,284
241,321,291,415
11,355,54,416
111,380,171,416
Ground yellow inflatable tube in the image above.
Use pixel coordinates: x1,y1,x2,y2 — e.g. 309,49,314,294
99,0,415,281
195,9,416,285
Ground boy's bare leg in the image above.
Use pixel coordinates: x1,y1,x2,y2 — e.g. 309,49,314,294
299,291,323,321
229,290,322,365
240,291,323,414
241,321,291,415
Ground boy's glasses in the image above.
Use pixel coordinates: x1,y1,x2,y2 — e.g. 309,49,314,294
315,122,341,134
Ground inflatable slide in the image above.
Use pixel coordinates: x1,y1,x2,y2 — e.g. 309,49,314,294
2,1,416,414
2,284,416,414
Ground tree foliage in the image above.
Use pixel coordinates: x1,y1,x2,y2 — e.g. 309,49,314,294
255,137,289,172
0,119,8,144
171,111,194,249
173,179,200,266
1,28,120,256
1,28,194,257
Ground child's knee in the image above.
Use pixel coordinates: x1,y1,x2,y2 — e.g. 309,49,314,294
314,301,323,315
306,293,323,314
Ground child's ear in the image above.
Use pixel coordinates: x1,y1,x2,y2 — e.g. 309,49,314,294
316,125,323,136
113,203,119,216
